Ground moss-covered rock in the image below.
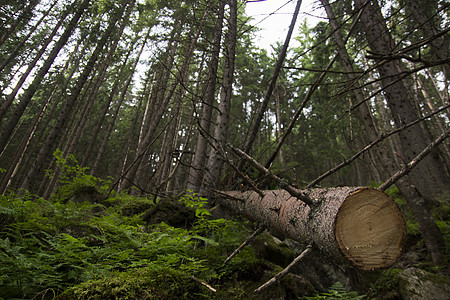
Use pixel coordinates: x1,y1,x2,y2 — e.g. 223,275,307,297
251,232,296,267
120,198,154,216
142,199,196,228
397,267,450,300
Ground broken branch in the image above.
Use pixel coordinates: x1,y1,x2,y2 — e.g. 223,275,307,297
227,144,313,206
254,245,313,293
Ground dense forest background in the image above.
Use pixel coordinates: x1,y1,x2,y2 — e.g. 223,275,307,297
0,0,449,298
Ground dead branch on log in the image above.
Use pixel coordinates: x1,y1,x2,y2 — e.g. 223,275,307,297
224,224,265,265
307,105,450,188
210,188,245,203
190,276,216,293
254,245,313,294
378,127,450,191
219,144,265,197
227,144,314,206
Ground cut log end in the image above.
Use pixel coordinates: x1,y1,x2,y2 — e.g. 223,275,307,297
334,188,406,271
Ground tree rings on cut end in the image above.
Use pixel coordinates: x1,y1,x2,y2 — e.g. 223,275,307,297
334,188,406,270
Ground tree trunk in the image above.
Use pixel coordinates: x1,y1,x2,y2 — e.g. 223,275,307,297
91,32,148,176
355,0,449,265
0,6,69,123
0,31,85,194
242,0,302,158
63,2,133,160
118,30,179,193
20,0,128,192
0,0,38,47
217,187,406,271
187,0,225,193
203,0,237,192
116,72,151,192
0,0,58,74
130,11,208,193
0,0,89,150
355,0,450,198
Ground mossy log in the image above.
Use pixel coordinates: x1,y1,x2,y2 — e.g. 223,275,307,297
216,187,406,271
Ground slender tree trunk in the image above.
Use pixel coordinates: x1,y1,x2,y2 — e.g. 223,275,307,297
154,96,184,194
187,0,225,192
0,0,38,47
203,0,237,193
63,2,133,159
274,86,286,168
20,1,128,193
90,32,148,176
116,75,148,192
0,0,90,151
0,7,70,123
115,69,155,191
130,11,209,193
242,0,303,158
82,49,133,167
0,30,85,194
320,0,400,184
355,0,450,197
119,33,179,192
0,0,58,74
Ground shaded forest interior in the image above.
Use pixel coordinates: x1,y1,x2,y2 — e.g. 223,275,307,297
0,0,449,299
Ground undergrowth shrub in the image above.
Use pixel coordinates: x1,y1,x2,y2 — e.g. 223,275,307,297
0,186,252,299
0,155,260,299
47,149,111,203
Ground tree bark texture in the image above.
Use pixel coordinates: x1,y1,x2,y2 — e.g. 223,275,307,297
187,0,225,193
242,0,302,157
203,0,237,192
20,0,126,192
355,0,450,198
0,3,71,125
217,187,406,271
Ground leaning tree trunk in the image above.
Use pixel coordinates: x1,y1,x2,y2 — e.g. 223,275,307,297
217,187,406,271
20,0,127,192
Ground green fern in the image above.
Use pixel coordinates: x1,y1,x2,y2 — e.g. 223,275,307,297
302,282,365,299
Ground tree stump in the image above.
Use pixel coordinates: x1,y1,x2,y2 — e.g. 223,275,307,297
216,187,406,270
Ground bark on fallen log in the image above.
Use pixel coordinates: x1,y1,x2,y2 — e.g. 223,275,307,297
216,187,406,271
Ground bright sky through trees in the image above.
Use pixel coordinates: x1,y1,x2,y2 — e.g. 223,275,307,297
245,0,324,51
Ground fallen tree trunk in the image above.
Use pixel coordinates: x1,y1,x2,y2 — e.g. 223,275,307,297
216,187,406,271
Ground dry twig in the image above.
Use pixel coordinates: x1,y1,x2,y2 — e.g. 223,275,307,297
254,245,313,294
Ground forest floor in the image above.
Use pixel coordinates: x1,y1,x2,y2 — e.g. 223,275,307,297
0,180,449,299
